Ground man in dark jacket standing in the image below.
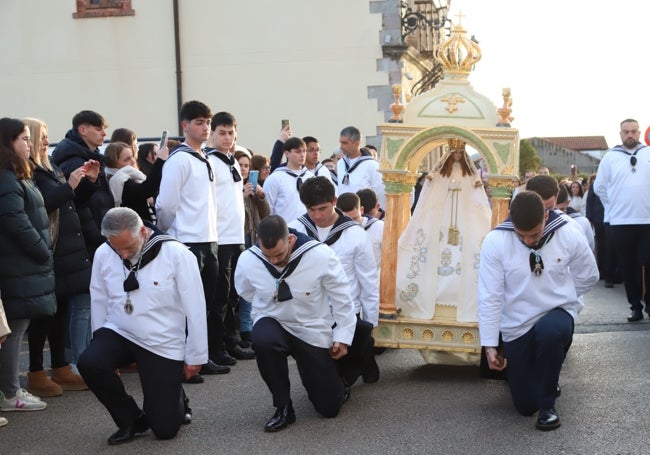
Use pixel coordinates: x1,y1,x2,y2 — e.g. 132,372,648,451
52,110,113,259
51,111,113,369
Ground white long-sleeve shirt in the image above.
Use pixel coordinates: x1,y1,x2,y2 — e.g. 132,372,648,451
289,218,379,326
206,149,245,245
594,144,650,225
478,221,599,345
336,155,386,209
567,211,595,252
362,216,383,271
264,167,315,223
155,145,218,243
235,242,356,348
90,239,208,365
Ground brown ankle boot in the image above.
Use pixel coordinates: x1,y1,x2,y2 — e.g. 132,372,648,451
51,365,88,391
27,370,63,397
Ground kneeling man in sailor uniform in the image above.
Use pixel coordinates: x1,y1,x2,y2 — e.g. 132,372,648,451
235,215,356,432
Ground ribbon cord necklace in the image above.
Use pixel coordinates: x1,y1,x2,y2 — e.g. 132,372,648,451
529,233,553,277
123,256,143,315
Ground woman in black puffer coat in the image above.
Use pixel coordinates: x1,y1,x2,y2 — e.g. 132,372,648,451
0,118,55,411
24,118,94,397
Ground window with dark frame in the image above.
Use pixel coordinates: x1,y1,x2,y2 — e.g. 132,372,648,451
73,0,135,19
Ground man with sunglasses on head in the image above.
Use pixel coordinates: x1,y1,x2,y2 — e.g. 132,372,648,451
594,119,650,322
478,191,599,431
78,208,208,445
204,111,255,364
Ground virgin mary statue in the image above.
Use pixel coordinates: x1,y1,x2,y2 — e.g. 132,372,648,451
395,138,492,323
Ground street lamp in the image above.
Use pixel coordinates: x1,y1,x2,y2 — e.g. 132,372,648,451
401,0,451,39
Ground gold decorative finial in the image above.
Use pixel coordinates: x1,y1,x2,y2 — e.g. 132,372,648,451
389,84,404,123
497,87,514,127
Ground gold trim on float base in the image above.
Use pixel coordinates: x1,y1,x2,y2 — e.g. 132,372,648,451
373,315,480,355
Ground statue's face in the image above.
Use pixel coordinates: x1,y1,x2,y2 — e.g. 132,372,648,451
452,149,463,161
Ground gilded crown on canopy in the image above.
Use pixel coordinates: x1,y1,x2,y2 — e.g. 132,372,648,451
448,138,466,149
434,20,482,78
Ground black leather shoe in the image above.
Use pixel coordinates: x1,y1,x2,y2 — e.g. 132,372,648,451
535,408,560,431
183,396,192,425
628,309,643,322
107,414,149,445
264,403,296,432
212,352,237,366
227,345,256,360
200,360,231,375
343,385,351,403
184,373,204,384
362,358,380,384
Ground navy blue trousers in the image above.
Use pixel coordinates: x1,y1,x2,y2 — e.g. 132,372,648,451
503,308,574,415
78,328,185,440
336,315,375,386
252,317,345,418
187,242,221,359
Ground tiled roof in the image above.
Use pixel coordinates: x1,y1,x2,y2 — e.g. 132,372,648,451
535,136,609,151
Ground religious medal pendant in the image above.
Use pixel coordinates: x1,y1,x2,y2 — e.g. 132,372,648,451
124,297,134,315
533,261,543,277
273,289,279,304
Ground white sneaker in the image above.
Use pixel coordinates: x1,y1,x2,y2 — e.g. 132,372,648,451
0,416,7,427
0,388,47,411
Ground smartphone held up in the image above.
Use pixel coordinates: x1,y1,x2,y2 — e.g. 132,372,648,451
249,170,259,192
159,130,169,149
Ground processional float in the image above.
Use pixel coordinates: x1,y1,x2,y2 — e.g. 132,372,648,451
374,19,520,365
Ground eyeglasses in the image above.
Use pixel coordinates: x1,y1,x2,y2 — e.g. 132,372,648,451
631,155,637,173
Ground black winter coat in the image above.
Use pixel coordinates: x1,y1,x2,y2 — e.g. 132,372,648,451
33,164,94,298
0,169,56,320
51,129,114,258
